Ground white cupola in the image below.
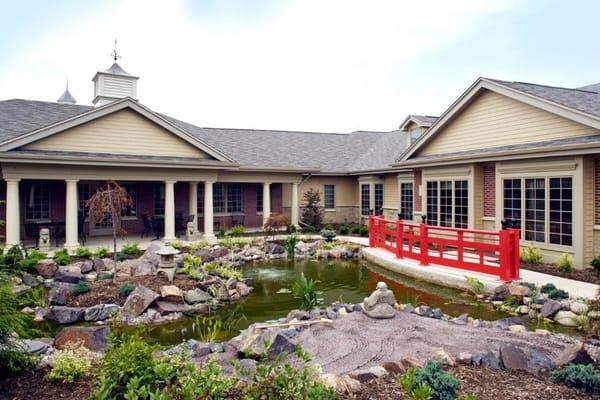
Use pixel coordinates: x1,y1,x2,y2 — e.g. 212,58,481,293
92,59,138,106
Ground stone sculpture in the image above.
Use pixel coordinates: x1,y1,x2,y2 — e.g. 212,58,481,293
362,281,397,319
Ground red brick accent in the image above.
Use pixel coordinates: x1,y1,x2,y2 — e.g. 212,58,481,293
414,169,422,212
483,164,496,218
595,160,600,225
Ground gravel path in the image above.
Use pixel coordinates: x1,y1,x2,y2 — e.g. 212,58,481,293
296,311,577,375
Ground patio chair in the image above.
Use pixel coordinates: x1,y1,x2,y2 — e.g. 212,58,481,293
23,222,40,246
231,214,245,227
78,212,87,245
175,213,186,237
141,214,153,238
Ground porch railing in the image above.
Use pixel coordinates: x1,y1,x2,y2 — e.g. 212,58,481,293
368,215,520,281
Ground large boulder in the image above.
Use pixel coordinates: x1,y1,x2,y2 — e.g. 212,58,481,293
36,259,58,278
156,301,186,315
555,342,594,367
540,299,562,318
499,345,528,371
554,310,579,327
121,286,159,318
79,260,94,274
46,306,85,324
210,247,230,259
508,284,532,298
266,243,285,255
54,270,83,284
48,283,73,305
238,325,296,359
236,281,252,297
183,288,213,304
140,242,162,265
160,285,184,303
84,303,120,322
54,326,110,353
132,261,156,276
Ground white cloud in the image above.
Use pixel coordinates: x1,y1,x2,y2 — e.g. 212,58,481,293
1,0,516,131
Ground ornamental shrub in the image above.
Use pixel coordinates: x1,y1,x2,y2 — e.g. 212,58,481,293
46,347,93,383
551,364,600,394
121,242,142,256
17,249,47,272
3,245,24,270
74,247,93,259
413,361,460,400
557,253,573,272
53,248,71,266
94,247,110,259
339,224,350,235
548,288,569,300
301,188,324,229
591,256,600,276
520,244,543,264
540,283,557,294
302,225,316,233
358,225,369,237
97,272,113,281
118,283,135,298
230,225,246,237
320,228,337,242
71,281,91,296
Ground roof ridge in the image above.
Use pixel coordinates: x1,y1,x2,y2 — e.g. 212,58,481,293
1,98,92,107
198,126,351,135
486,78,598,94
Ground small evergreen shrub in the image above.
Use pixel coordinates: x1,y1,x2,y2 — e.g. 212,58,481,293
17,249,47,272
118,283,135,298
320,228,337,242
286,225,297,234
350,224,361,235
71,281,90,297
121,242,142,256
557,253,573,272
94,247,110,259
97,272,113,281
3,245,24,270
302,225,316,233
540,283,557,294
413,361,460,400
53,248,71,266
548,288,569,300
46,348,93,383
218,225,227,238
115,251,127,262
520,244,543,264
358,225,369,237
230,225,246,236
74,247,93,259
399,367,434,400
591,256,600,276
551,364,600,394
339,224,349,235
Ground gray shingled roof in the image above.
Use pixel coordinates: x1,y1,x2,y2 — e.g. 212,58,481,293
0,98,405,173
408,115,438,127
404,134,600,164
487,78,600,117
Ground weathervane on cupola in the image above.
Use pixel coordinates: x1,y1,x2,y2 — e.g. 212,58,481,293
91,39,139,107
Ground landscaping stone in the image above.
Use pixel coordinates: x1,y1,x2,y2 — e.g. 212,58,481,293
450,313,469,325
287,309,310,321
236,281,252,297
21,273,38,287
46,306,85,324
210,247,230,259
183,288,213,304
431,308,443,319
238,325,295,359
208,342,224,353
160,285,184,303
54,325,110,352
48,283,72,305
22,339,49,355
541,300,562,318
121,286,159,318
515,305,529,315
348,370,376,383
433,348,456,366
266,243,285,254
368,365,387,378
555,342,594,367
402,304,415,314
84,303,120,322
472,351,502,369
509,324,527,334
362,282,396,319
54,270,83,284
492,284,510,301
132,260,155,276
164,339,206,358
457,352,473,364
93,258,107,272
341,375,362,393
400,354,424,369
554,310,579,327
570,302,589,315
491,317,523,330
500,345,528,371
36,259,58,278
140,242,162,265
508,284,532,298
381,361,405,374
79,260,94,274
156,301,187,315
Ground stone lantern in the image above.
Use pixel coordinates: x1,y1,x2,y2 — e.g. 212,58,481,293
156,246,180,282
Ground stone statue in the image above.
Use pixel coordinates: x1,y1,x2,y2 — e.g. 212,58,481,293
38,228,51,252
362,281,397,319
186,221,198,241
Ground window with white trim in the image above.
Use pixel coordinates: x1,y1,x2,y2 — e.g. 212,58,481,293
525,178,545,242
549,177,572,246
324,184,335,209
503,179,521,229
426,179,468,228
374,183,383,214
399,182,413,220
361,184,370,216
25,182,50,221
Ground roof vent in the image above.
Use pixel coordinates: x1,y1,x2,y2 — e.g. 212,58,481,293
57,82,77,104
92,61,139,106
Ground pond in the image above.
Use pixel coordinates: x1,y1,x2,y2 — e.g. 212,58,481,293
118,258,520,346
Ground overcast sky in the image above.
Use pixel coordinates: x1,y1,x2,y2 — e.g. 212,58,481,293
1,0,599,132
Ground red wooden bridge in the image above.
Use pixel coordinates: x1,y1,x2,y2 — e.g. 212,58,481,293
368,215,520,281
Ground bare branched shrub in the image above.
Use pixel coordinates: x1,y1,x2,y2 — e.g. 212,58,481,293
263,212,290,238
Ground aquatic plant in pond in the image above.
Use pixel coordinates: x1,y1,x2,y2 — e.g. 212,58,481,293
292,273,320,311
286,235,298,259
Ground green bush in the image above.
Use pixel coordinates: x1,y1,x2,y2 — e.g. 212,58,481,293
548,288,569,300
71,281,91,297
121,242,142,256
115,251,127,262
286,225,297,234
74,247,93,259
97,272,113,281
118,283,135,298
540,283,556,294
292,273,319,311
181,255,204,281
520,244,543,264
350,224,361,235
302,225,316,233
239,346,337,400
339,224,349,235
0,273,37,376
591,256,600,276
46,348,92,383
399,367,434,400
218,225,227,238
215,265,243,280
17,249,47,272
551,364,600,394
413,361,460,400
3,245,24,270
358,225,369,237
464,275,484,296
320,228,337,242
94,247,110,259
286,235,298,259
230,225,246,237
557,253,573,272
53,248,71,266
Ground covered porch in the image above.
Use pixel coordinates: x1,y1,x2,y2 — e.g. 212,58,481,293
1,163,301,249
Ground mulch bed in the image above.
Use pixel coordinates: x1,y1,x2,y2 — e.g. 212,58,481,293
0,369,94,400
522,262,600,285
342,366,598,400
65,274,202,307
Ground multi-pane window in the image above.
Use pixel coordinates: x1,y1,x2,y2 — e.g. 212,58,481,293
25,182,50,221
454,180,468,228
78,183,92,217
503,179,522,228
374,183,383,214
213,183,226,213
399,183,413,220
256,184,263,213
324,184,335,209
549,177,572,246
426,181,438,225
227,184,243,213
361,184,370,216
525,178,545,243
426,180,468,228
439,181,452,227
153,184,165,216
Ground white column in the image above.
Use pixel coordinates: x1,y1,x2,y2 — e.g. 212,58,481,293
188,182,198,233
64,179,79,249
5,179,21,247
203,181,216,243
291,182,299,227
262,182,271,227
164,180,176,241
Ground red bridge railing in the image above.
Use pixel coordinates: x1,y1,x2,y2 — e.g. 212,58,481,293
368,215,520,281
